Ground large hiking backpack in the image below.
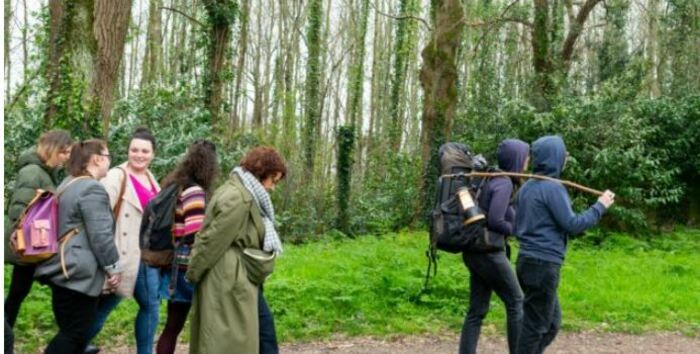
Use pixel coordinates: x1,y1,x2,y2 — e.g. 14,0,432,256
139,184,180,267
423,143,499,287
9,177,87,264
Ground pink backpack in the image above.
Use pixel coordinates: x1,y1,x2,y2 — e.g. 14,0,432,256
11,177,87,264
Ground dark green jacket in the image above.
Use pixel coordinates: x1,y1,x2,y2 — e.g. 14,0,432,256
5,149,63,264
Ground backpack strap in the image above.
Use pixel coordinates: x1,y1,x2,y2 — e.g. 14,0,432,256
422,177,445,291
112,167,128,218
55,176,91,279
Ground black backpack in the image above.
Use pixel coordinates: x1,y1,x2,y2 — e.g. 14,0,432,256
423,143,499,288
139,184,180,266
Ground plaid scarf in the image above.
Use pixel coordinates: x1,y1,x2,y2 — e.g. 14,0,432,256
232,167,283,254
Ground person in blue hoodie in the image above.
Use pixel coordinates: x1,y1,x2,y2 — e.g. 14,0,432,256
514,135,615,354
460,139,529,354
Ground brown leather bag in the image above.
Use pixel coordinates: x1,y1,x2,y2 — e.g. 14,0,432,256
112,167,128,218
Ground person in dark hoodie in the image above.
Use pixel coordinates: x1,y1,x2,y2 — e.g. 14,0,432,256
4,130,73,330
514,135,614,354
460,139,529,354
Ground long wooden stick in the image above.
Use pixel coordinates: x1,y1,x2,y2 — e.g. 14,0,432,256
441,172,604,196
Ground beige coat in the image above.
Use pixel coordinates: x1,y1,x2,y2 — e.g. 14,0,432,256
101,162,160,297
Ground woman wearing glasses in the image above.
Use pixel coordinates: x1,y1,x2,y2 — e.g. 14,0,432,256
83,127,161,354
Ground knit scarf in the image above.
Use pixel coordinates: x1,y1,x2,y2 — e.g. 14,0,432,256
232,167,283,254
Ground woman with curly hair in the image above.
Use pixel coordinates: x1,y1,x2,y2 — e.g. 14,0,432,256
155,139,219,354
187,146,286,354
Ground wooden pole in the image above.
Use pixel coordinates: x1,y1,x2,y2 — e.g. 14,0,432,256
442,172,605,196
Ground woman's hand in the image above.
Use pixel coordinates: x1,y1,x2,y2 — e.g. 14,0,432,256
598,190,615,209
106,273,122,289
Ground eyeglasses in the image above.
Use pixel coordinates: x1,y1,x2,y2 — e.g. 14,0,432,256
99,153,112,162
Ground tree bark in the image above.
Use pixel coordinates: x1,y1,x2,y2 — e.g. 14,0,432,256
419,0,464,219
88,0,132,135
231,0,249,131
5,0,11,100
302,0,323,183
142,0,163,87
203,0,235,129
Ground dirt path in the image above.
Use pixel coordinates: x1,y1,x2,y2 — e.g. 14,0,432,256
103,332,699,354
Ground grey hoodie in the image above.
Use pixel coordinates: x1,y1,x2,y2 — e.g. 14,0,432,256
514,136,607,264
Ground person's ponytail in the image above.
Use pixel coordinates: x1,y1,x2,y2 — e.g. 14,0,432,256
66,139,107,176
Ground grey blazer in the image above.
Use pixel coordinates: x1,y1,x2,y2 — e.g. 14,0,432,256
35,176,120,297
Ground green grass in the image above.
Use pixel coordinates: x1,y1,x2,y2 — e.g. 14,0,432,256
5,229,700,352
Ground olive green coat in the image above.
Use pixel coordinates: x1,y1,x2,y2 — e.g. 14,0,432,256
4,149,62,265
186,175,266,354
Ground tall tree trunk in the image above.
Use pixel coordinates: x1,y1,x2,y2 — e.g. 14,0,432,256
531,0,554,110
142,0,163,87
647,0,660,97
44,0,69,126
597,0,629,83
203,0,235,129
87,0,132,135
231,0,249,131
4,0,11,100
346,0,369,129
388,0,418,150
302,0,323,183
419,0,464,219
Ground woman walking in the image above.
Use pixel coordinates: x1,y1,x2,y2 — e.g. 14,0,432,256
186,146,286,354
459,139,529,354
156,139,218,354
5,130,73,330
35,139,122,354
84,127,161,354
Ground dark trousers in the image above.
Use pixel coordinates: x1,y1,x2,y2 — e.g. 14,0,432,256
4,317,14,354
515,256,562,354
5,264,36,327
259,289,279,354
156,301,192,354
44,285,98,354
460,251,523,354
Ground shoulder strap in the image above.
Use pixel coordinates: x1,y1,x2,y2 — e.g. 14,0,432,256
56,176,92,198
112,167,128,218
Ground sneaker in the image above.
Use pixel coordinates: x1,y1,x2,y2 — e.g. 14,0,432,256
84,344,100,354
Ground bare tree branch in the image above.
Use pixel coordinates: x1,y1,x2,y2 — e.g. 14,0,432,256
160,6,204,27
369,0,432,31
561,0,605,69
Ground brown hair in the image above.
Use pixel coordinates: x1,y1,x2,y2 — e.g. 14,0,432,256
66,139,108,176
129,126,157,152
162,139,219,192
36,130,73,163
240,146,287,182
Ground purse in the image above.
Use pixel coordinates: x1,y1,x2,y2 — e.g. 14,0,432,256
240,248,276,285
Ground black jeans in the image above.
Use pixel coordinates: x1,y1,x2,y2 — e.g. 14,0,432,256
460,251,523,354
515,256,562,354
259,289,279,354
44,285,98,354
5,263,36,327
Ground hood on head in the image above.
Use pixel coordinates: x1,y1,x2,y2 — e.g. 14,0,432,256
531,135,567,177
496,139,530,173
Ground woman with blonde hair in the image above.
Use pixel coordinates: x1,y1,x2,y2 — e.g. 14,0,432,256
4,129,73,330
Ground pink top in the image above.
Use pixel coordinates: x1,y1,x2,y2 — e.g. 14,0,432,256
129,174,158,210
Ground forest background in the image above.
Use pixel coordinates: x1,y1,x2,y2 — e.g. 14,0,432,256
3,0,699,238
3,1,700,352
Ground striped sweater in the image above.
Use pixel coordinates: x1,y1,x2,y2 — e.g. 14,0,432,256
172,185,206,267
